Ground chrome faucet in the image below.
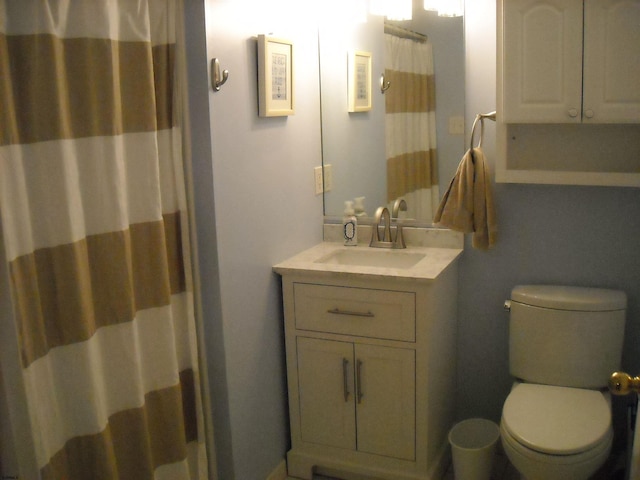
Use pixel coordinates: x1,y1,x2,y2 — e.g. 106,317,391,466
370,202,407,249
370,207,392,248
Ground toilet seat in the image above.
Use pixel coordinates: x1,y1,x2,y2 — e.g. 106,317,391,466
500,420,612,465
500,419,612,479
502,383,611,455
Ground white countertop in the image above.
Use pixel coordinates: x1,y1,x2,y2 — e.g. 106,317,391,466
273,242,463,283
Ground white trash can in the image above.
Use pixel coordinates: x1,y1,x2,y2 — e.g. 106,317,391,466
448,418,500,480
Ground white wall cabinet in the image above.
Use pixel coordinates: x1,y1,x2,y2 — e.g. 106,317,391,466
503,0,640,124
278,268,458,480
496,0,640,186
583,0,640,123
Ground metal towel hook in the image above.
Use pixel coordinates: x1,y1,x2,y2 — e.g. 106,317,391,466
211,58,229,92
380,73,391,93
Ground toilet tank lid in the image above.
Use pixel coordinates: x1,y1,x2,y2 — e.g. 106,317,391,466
512,285,626,311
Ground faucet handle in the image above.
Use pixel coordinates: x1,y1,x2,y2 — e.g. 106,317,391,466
393,223,406,249
391,199,407,249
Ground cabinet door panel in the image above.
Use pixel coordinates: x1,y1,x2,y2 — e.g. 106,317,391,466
355,344,415,460
583,0,640,123
297,337,356,450
503,0,583,122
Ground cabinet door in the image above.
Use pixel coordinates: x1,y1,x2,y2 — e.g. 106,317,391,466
296,337,356,450
354,344,415,460
583,0,640,123
503,0,583,123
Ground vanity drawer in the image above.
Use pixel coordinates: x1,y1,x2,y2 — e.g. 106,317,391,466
293,283,415,342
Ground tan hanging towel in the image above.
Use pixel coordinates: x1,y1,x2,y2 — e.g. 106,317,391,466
434,147,497,250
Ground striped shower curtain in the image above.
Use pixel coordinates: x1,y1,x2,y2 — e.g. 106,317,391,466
384,32,439,222
0,1,208,479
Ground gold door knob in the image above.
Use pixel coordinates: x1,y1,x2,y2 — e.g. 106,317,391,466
609,371,640,395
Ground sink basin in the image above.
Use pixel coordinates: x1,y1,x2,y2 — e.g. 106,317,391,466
316,249,426,269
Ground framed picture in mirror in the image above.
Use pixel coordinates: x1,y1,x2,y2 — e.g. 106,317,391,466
258,35,295,117
348,51,372,112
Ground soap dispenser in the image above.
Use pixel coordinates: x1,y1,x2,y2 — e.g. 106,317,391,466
343,201,358,246
354,196,367,217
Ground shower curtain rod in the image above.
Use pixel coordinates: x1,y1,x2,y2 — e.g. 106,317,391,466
384,23,428,43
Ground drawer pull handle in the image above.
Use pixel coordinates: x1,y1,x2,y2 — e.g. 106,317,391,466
356,359,364,404
342,358,350,402
327,308,374,318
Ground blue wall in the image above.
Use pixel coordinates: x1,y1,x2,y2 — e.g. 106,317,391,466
193,2,324,479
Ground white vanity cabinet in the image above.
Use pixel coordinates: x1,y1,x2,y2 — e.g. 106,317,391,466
502,0,640,124
274,246,459,480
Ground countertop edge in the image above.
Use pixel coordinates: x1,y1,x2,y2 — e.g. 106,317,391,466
273,242,463,282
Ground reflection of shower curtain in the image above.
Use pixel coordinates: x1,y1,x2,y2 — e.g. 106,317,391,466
385,32,439,222
0,1,209,479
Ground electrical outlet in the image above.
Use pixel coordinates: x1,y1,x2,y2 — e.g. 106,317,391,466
314,166,324,194
323,164,333,192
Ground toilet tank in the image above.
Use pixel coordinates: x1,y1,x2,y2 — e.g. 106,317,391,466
509,285,627,389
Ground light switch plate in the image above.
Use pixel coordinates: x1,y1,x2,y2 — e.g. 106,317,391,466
323,164,332,192
449,116,465,135
314,166,323,194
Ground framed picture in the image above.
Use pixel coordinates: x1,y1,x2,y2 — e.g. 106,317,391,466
258,35,295,117
348,51,372,112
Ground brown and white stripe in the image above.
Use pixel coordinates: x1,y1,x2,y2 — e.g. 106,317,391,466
384,32,440,222
0,1,207,478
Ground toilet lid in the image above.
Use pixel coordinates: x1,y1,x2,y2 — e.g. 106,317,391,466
502,383,610,455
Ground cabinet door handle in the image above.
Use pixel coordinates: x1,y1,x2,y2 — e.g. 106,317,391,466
327,308,375,318
342,358,350,402
356,359,364,404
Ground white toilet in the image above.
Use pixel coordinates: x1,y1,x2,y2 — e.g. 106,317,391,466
501,285,627,480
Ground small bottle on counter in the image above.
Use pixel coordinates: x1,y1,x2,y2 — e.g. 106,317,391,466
343,201,358,246
354,196,367,217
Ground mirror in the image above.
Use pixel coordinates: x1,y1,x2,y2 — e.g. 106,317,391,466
319,2,465,224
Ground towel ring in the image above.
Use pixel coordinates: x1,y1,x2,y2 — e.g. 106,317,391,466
470,115,484,150
469,111,496,150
